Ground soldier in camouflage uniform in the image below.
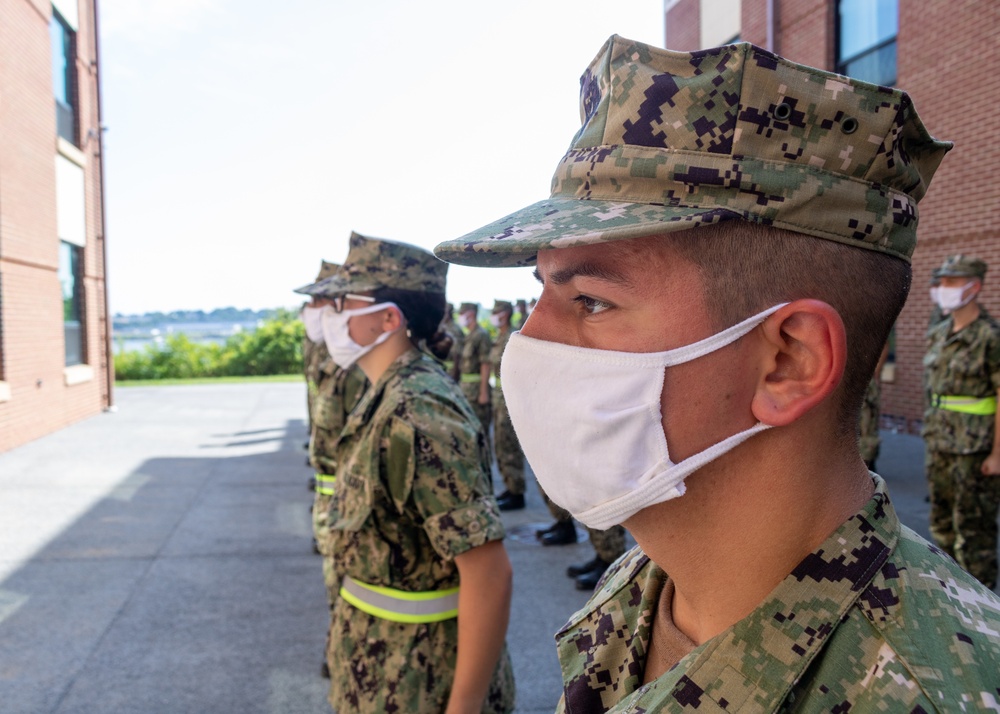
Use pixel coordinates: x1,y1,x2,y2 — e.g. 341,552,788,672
490,300,526,511
858,343,888,470
440,302,463,382
923,255,1000,589
436,36,1000,711
457,302,493,433
304,233,515,714
295,265,370,676
302,261,340,433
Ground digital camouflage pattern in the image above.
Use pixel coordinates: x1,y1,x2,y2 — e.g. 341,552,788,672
923,309,1000,589
310,358,369,603
307,232,448,297
587,525,626,564
294,259,341,295
304,339,330,434
926,450,1000,590
434,36,951,268
492,300,513,315
460,323,493,432
491,327,525,496
554,475,1000,713
857,374,881,465
326,349,514,713
922,312,1000,454
934,254,987,280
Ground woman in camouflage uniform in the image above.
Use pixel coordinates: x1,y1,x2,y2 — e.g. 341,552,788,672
307,233,515,714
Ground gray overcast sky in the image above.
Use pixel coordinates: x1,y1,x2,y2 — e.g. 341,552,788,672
99,0,664,315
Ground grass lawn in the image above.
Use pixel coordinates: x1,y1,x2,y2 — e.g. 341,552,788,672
116,374,304,387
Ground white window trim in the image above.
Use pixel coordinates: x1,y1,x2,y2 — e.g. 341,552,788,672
64,364,93,386
57,136,86,167
0,381,10,402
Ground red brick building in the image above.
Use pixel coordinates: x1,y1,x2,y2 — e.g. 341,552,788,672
664,0,999,432
0,0,111,452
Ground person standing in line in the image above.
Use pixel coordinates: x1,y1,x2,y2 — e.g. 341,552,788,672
512,299,529,330
297,262,371,676
490,300,526,512
924,254,1000,589
306,233,515,714
436,35,1000,709
858,342,888,471
440,302,464,382
301,260,340,478
457,302,493,436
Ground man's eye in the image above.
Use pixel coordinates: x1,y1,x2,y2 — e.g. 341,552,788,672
574,295,612,315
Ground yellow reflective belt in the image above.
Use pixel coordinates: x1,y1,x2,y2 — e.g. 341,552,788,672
460,373,481,384
932,394,998,415
339,575,459,624
315,473,336,496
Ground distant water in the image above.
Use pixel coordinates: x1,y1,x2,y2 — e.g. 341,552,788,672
114,321,261,354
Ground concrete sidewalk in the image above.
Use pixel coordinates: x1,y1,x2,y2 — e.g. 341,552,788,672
0,382,980,713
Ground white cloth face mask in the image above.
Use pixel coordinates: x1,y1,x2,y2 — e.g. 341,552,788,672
489,314,502,327
930,283,975,313
500,304,786,530
321,302,400,369
301,306,325,344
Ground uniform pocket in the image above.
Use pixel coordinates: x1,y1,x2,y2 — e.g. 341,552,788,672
329,469,374,532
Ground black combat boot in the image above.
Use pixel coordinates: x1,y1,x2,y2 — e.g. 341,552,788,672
540,519,577,546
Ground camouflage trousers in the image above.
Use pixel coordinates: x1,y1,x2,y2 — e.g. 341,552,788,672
537,483,626,562
327,600,516,713
460,381,492,433
493,395,525,495
926,448,1000,589
312,491,339,606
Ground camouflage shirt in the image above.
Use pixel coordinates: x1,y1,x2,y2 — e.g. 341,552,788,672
922,310,1000,454
554,475,1000,713
459,324,492,376
857,375,881,462
490,327,512,402
326,348,514,713
309,358,368,475
304,338,327,425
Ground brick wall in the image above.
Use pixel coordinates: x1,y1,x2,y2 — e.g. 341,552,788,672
665,0,998,433
665,0,700,50
0,0,110,453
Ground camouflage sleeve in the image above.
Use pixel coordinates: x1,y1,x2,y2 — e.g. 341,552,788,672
989,325,1000,394
473,329,492,367
380,413,504,561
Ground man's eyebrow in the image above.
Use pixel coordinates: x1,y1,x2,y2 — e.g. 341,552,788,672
533,261,633,288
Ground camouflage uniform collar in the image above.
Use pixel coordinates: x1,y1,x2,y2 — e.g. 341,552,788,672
559,475,899,711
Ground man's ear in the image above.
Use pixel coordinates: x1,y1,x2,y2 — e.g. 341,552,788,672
751,300,846,427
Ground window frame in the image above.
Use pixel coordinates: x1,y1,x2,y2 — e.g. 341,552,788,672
834,0,898,86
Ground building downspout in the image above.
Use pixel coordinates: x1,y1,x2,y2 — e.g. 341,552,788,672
92,0,114,409
766,0,776,53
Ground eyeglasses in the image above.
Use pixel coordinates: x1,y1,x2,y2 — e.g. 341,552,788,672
331,293,377,313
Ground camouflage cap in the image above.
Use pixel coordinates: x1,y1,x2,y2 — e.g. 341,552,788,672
293,260,340,295
933,254,987,279
434,36,952,267
306,232,448,297
492,300,514,314
458,302,479,314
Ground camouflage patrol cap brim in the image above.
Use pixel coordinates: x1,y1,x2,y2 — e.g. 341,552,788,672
305,232,448,296
293,260,341,295
492,300,514,314
458,302,479,314
933,254,987,279
434,36,952,268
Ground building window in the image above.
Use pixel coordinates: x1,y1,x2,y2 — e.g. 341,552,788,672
59,241,84,366
836,0,898,86
50,9,77,145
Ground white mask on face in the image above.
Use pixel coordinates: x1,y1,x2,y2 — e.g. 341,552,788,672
460,313,476,329
500,304,786,530
301,306,325,344
930,282,975,313
321,302,400,369
489,314,502,327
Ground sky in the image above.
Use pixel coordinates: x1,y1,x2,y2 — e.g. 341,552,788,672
99,0,665,315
